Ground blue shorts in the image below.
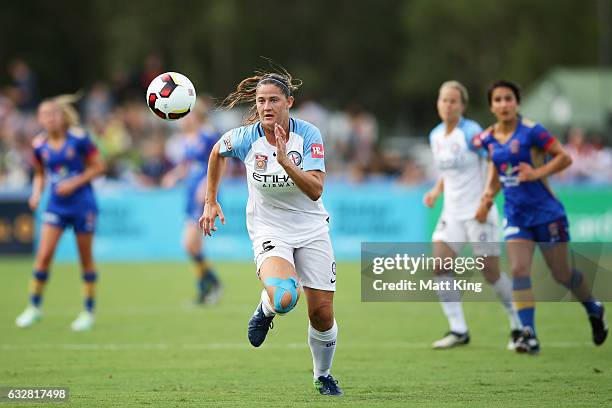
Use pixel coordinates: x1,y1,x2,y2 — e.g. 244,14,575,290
503,216,570,243
42,210,97,234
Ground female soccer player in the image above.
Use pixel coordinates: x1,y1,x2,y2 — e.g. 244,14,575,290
15,96,106,331
162,100,222,304
475,80,608,354
199,70,342,396
424,81,521,350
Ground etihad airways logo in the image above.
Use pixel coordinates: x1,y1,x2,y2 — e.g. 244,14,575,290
252,172,295,188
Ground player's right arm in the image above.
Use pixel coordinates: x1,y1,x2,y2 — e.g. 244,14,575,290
29,138,46,210
199,141,227,236
29,163,45,211
423,177,444,208
475,161,500,223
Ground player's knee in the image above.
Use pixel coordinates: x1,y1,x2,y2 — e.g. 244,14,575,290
264,277,300,314
36,252,53,269
308,303,334,330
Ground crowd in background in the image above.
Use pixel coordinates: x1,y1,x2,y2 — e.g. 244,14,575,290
1,59,611,191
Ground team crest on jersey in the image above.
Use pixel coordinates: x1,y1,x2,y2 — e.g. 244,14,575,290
42,150,50,161
510,139,520,154
65,147,75,159
287,151,302,166
472,134,483,148
223,135,233,151
255,154,268,172
311,143,324,158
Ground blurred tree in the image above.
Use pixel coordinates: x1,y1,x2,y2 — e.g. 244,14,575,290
0,0,601,132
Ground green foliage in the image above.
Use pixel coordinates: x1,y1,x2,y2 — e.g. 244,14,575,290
0,0,602,129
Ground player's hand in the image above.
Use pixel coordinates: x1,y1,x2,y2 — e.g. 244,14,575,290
423,189,439,208
199,200,225,236
28,194,40,211
517,162,538,182
274,123,289,167
475,192,493,223
55,178,79,196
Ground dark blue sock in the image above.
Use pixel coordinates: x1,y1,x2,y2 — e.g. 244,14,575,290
30,294,42,307
517,307,536,336
85,297,95,313
204,269,219,285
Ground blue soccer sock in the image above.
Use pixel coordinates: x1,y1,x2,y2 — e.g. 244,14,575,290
513,276,536,336
30,294,42,308
85,297,95,313
30,270,49,307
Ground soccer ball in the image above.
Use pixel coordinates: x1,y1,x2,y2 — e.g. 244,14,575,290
146,72,196,121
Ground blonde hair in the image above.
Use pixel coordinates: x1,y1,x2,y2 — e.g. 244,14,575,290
40,93,82,128
439,80,469,106
221,66,302,125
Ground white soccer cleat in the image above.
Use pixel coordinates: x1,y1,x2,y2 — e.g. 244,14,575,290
432,331,470,349
15,306,42,328
70,311,95,331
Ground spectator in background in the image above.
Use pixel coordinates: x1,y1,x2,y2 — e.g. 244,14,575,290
345,104,378,181
136,133,172,187
7,59,39,112
558,127,595,182
83,82,113,124
140,53,164,93
589,132,612,183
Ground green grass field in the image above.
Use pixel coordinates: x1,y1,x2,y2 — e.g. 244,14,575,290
1,258,611,407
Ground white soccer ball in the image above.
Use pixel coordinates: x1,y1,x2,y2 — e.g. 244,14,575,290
146,72,196,121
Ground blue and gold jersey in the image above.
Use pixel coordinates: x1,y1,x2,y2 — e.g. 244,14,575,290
476,117,566,227
32,129,98,216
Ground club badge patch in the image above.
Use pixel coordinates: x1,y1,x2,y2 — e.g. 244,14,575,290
255,154,268,172
287,151,302,166
311,143,324,158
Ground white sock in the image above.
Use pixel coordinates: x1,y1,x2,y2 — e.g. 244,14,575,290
260,289,276,317
435,275,468,334
492,273,522,330
308,320,337,379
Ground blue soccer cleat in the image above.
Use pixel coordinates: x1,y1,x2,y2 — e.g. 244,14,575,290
314,375,343,396
247,302,274,347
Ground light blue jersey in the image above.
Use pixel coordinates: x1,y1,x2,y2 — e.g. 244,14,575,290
429,117,489,220
219,118,329,245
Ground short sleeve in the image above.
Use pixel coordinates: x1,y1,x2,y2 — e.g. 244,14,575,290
302,125,325,172
31,136,45,166
463,120,487,158
529,123,556,151
77,134,99,159
218,128,253,162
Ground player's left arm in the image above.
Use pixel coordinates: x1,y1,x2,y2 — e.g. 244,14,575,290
56,138,106,196
274,123,324,201
518,137,572,182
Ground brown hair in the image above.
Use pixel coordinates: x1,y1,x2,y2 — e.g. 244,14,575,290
221,67,301,125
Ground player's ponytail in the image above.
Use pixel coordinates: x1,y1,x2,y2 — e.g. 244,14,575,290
52,93,82,128
221,65,302,125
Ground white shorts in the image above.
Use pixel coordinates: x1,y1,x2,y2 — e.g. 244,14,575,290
432,210,501,256
252,232,336,292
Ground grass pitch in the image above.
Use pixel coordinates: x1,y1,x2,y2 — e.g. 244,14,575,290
1,258,611,407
